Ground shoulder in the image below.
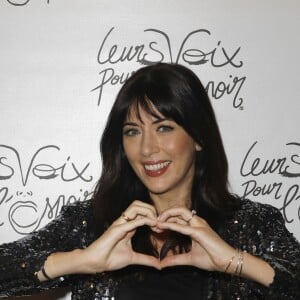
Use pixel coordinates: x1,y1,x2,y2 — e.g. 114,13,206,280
222,198,295,249
228,198,288,236
59,200,97,244
58,200,93,227
60,199,92,215
236,198,284,223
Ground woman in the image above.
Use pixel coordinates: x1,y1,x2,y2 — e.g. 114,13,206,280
0,63,299,299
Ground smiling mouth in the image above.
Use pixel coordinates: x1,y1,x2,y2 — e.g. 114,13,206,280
144,161,171,177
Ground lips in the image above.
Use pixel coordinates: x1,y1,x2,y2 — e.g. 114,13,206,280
143,161,171,177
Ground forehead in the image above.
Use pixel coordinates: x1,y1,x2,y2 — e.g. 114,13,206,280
125,101,165,122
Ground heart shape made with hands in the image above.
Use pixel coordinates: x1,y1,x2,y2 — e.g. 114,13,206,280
132,217,193,262
113,206,224,271
124,213,224,272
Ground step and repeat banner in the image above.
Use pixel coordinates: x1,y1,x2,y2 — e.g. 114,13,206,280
0,1,299,299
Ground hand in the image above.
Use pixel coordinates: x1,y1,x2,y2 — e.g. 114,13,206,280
157,207,235,272
81,201,161,273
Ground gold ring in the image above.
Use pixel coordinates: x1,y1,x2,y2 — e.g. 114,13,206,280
122,213,131,222
187,209,197,222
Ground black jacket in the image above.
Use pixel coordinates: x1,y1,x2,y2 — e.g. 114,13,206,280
0,199,299,299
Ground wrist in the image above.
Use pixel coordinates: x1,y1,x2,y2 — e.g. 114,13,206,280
223,248,244,276
222,249,275,286
78,248,106,274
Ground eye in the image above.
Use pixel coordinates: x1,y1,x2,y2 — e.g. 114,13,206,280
123,128,140,136
157,125,174,133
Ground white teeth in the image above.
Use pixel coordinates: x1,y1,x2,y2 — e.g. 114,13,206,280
144,161,170,171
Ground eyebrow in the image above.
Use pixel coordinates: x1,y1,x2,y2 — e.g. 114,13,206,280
123,118,171,127
123,122,138,127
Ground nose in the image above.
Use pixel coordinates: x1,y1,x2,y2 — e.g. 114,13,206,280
16,190,33,197
141,131,159,157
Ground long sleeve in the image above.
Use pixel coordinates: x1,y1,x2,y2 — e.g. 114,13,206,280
0,200,92,298
224,199,300,299
251,203,300,299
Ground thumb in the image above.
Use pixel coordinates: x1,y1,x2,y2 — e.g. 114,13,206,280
132,252,161,270
160,253,191,268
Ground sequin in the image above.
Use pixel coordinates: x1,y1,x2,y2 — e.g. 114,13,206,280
0,199,299,299
20,262,27,269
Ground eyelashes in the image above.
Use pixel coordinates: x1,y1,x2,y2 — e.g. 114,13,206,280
157,125,174,133
123,125,174,137
123,128,139,136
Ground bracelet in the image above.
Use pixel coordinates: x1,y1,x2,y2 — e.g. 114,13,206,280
237,250,244,277
234,249,241,275
224,249,238,273
224,248,244,277
41,265,53,280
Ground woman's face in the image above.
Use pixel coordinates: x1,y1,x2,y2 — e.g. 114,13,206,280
122,104,201,200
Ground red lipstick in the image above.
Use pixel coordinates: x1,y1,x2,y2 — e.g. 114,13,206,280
143,161,171,177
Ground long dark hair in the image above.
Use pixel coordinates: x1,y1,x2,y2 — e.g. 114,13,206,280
92,63,240,257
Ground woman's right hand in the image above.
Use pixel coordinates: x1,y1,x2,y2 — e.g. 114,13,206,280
79,200,160,273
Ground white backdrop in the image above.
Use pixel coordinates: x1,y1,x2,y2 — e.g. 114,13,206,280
0,1,299,299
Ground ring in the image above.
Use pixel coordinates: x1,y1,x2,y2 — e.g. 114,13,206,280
187,209,197,222
122,213,131,222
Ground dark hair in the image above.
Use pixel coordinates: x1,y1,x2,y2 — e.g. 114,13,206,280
92,63,240,257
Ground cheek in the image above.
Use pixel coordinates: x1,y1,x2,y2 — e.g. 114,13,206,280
164,137,195,157
123,140,133,156
123,141,139,167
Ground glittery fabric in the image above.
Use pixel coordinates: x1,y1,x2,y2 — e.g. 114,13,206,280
0,199,299,299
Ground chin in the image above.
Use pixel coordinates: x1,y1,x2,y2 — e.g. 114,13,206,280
146,185,171,195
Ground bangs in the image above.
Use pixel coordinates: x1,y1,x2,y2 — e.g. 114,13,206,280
125,96,164,122
118,63,194,128
124,93,184,126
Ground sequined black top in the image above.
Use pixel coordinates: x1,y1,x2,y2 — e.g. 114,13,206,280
0,199,299,299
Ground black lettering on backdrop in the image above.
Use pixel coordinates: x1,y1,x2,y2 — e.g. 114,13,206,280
97,28,243,67
0,144,93,186
6,0,49,6
0,187,13,205
240,141,300,224
6,189,93,234
93,27,246,108
281,185,300,224
0,145,94,234
0,187,13,227
205,75,246,109
240,141,300,178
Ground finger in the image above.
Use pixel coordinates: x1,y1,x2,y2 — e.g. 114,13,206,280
157,221,196,238
128,205,157,219
158,220,232,258
150,225,164,233
130,200,157,216
158,207,196,223
165,216,188,225
103,217,157,252
160,253,192,268
113,217,158,240
132,252,161,270
116,202,157,224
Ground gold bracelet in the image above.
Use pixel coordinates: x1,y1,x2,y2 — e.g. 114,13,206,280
234,249,241,275
233,249,244,277
224,249,238,273
238,250,244,276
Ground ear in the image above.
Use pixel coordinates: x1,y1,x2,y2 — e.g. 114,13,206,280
195,143,202,151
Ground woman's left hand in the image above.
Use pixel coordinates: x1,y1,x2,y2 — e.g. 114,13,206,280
157,207,235,272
